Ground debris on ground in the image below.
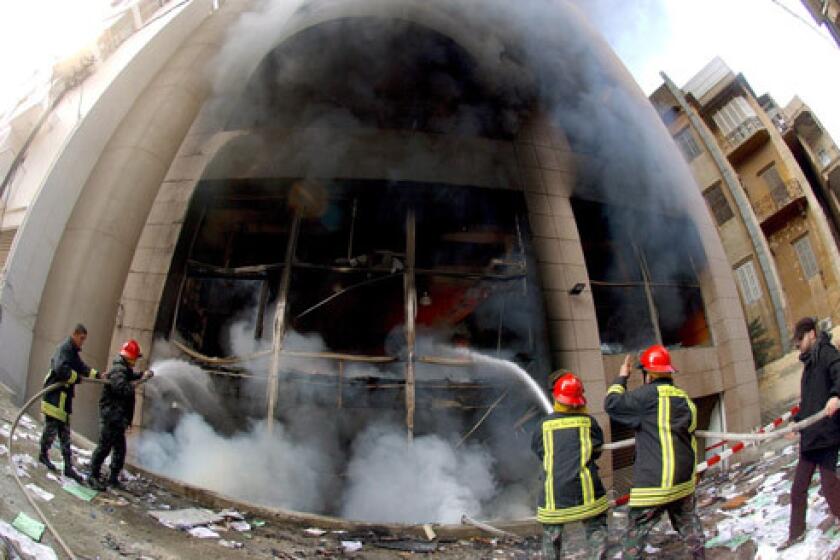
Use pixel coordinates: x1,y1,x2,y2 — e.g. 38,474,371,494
61,481,98,502
0,520,56,560
25,483,55,502
149,508,224,529
11,512,46,542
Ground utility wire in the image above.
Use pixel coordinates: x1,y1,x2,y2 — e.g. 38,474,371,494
768,0,836,46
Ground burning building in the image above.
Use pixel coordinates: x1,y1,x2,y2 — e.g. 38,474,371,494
0,0,760,522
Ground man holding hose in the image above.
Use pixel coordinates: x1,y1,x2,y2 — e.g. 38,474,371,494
87,339,153,490
780,317,840,550
38,324,103,482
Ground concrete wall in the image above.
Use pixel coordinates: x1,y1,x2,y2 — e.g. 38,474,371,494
0,0,222,404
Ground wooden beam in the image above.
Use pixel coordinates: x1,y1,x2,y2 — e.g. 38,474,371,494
404,210,416,441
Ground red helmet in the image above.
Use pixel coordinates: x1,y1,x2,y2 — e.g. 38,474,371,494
552,373,587,406
640,344,675,373
120,339,142,361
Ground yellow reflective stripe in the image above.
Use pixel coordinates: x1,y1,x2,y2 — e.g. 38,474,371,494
578,426,594,504
87,368,98,379
40,401,67,423
537,496,608,523
543,426,554,511
66,370,78,385
657,394,668,487
687,396,697,432
629,479,695,507
607,384,625,396
543,416,591,430
656,386,676,488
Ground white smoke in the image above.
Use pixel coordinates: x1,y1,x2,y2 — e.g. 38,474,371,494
135,412,338,513
340,423,497,524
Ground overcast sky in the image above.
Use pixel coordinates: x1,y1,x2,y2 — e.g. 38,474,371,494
577,0,840,140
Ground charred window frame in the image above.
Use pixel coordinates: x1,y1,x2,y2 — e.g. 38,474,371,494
572,199,711,354
162,179,546,387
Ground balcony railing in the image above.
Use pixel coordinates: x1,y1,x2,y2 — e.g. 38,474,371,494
721,116,765,154
752,179,806,225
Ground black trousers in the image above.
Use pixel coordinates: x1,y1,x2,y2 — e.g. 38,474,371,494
40,416,73,468
789,445,840,539
90,421,128,481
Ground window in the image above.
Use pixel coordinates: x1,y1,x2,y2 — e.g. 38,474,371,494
703,183,734,225
572,199,711,354
759,164,789,206
712,96,757,136
793,235,820,279
734,260,762,304
818,150,831,168
675,128,702,161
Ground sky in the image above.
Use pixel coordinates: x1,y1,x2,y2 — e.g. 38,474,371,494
0,0,839,138
578,0,840,140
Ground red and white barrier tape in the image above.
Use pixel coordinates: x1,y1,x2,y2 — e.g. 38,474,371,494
612,404,803,506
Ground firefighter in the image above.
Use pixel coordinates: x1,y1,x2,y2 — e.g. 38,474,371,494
779,317,840,550
604,345,704,559
87,339,153,490
38,324,102,482
533,371,608,559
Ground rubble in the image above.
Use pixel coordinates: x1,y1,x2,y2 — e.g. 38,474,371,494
0,520,56,560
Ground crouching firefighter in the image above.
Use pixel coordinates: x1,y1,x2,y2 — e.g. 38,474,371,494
605,345,705,559
87,339,153,490
39,324,102,482
533,371,608,560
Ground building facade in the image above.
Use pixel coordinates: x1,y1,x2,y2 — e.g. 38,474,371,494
651,58,840,367
0,1,759,509
801,0,840,48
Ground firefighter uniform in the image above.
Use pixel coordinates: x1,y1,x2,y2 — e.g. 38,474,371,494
39,337,98,475
533,407,608,559
89,355,143,486
605,374,704,559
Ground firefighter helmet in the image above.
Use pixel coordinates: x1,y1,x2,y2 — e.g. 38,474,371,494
552,372,587,406
120,339,143,362
640,344,675,373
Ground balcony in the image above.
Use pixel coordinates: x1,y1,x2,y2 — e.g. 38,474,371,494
721,116,769,163
752,179,808,234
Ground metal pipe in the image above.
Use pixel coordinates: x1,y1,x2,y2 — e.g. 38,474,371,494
266,209,302,433
404,210,417,440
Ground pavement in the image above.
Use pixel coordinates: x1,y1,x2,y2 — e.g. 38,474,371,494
3,382,840,559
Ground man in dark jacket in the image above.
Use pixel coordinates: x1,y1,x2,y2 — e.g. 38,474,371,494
88,339,153,490
604,344,704,559
780,317,840,550
39,324,101,482
533,371,608,559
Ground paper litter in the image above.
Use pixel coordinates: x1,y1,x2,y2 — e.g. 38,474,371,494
341,540,363,552
229,520,251,532
219,539,244,549
305,528,327,537
149,508,224,529
0,520,57,560
187,527,219,539
26,483,55,502
12,512,46,542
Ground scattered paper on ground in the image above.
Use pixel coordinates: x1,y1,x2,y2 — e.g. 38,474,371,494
149,508,224,529
0,520,57,560
26,483,55,502
12,512,46,542
62,481,98,501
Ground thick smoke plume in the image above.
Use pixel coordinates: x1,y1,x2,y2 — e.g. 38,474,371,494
132,0,721,524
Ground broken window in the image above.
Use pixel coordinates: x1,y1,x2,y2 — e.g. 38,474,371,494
159,179,547,426
572,198,711,354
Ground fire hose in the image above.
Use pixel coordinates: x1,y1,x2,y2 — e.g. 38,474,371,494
6,380,829,552
6,376,149,560
463,406,828,537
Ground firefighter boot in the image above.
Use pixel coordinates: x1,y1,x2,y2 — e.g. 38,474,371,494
38,451,57,472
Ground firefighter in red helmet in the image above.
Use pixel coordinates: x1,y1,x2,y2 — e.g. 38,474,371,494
87,339,153,490
533,371,607,559
605,345,704,559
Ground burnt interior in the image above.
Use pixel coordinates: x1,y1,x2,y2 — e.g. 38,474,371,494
572,198,711,354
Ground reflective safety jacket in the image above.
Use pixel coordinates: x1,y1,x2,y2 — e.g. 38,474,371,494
531,411,608,524
604,376,697,507
41,337,98,423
